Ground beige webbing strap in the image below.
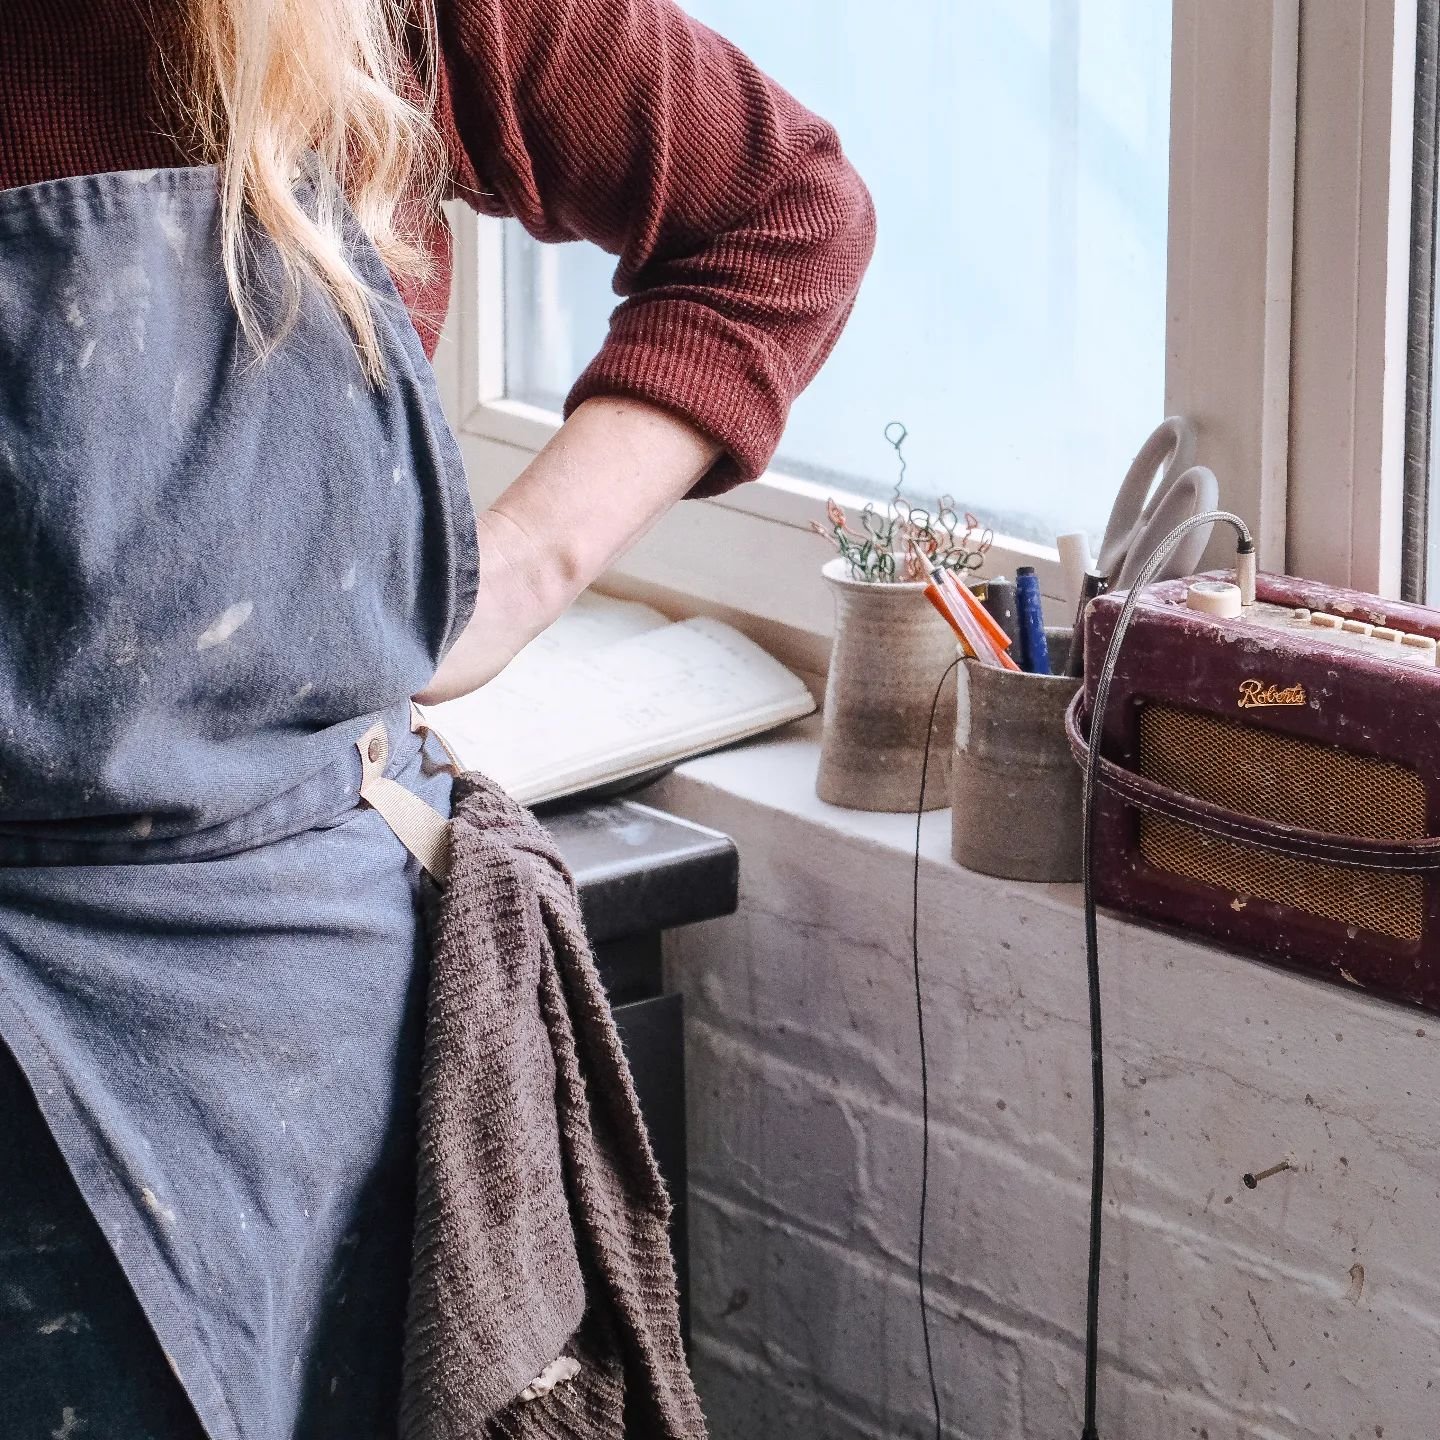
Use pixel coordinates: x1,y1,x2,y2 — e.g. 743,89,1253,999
356,722,452,884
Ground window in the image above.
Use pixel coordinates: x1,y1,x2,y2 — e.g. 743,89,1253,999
437,2,1420,648
503,1,1172,550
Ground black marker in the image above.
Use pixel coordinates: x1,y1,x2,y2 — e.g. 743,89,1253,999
1064,570,1111,678
979,576,1022,654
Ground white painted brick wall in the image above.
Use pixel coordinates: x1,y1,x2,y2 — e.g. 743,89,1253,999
646,729,1440,1440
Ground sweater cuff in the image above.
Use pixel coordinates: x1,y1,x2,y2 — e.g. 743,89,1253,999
564,299,792,497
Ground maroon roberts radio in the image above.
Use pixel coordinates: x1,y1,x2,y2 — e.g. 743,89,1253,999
1066,572,1440,1014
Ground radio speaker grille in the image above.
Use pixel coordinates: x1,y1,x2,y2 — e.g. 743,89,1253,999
1136,705,1427,944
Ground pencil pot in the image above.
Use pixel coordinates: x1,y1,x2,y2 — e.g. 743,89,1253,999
816,556,957,813
952,629,1082,881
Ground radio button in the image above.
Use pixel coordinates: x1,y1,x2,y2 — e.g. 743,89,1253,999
1186,580,1243,617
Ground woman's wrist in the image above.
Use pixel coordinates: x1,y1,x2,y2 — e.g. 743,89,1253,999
412,509,561,704
414,396,723,705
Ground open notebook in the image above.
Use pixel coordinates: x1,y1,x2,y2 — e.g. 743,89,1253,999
413,592,816,805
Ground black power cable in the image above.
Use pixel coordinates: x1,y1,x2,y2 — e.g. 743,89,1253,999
907,521,1253,1440
912,655,961,1440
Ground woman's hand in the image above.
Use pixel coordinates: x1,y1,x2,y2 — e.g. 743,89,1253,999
411,508,553,703
413,396,722,705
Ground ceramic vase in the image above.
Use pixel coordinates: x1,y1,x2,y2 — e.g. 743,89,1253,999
951,629,1083,881
815,555,958,812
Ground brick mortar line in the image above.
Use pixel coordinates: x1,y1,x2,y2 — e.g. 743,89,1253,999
684,1018,1440,1310
691,1186,1314,1440
689,1127,1440,1344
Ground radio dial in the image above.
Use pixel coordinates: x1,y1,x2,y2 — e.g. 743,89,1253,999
1185,580,1243,618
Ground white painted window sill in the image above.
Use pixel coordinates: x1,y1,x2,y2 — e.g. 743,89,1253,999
640,713,1088,921
638,713,1423,1011
638,714,1437,1037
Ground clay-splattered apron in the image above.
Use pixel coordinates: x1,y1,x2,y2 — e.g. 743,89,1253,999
0,167,479,1440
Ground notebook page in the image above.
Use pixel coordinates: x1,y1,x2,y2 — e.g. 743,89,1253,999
488,590,670,693
523,590,668,657
420,615,814,803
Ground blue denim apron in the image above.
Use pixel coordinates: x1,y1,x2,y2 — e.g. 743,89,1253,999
0,167,479,1440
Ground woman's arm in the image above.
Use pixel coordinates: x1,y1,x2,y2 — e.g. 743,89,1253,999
434,0,875,493
417,0,875,702
414,397,721,703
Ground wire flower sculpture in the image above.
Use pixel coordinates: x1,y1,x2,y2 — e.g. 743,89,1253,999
812,422,994,583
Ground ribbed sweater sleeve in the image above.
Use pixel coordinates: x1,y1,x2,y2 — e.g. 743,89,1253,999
435,0,876,493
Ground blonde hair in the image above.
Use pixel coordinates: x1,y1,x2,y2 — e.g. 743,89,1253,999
182,0,444,380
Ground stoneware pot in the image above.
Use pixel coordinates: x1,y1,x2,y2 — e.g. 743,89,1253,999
816,555,958,812
951,628,1083,881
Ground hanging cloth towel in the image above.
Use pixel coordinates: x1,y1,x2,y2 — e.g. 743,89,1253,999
388,766,707,1440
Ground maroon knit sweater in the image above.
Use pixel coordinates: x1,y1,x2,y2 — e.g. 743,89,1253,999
0,0,874,493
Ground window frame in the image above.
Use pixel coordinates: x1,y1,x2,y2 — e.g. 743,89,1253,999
1288,0,1418,595
431,0,1417,649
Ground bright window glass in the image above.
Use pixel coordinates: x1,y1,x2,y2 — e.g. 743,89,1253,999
501,0,1171,548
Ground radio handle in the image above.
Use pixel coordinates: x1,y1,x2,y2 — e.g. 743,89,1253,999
1064,692,1440,873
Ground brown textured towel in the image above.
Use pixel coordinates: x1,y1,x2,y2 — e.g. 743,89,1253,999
400,771,708,1440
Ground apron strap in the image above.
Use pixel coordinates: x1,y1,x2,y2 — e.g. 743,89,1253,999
355,722,452,884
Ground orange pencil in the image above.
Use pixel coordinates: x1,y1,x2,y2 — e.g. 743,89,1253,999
940,570,1022,671
919,579,978,657
910,545,1012,669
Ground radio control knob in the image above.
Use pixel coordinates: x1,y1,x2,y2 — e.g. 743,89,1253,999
1186,580,1243,618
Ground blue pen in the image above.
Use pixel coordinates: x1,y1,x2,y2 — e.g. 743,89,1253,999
1015,566,1051,674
